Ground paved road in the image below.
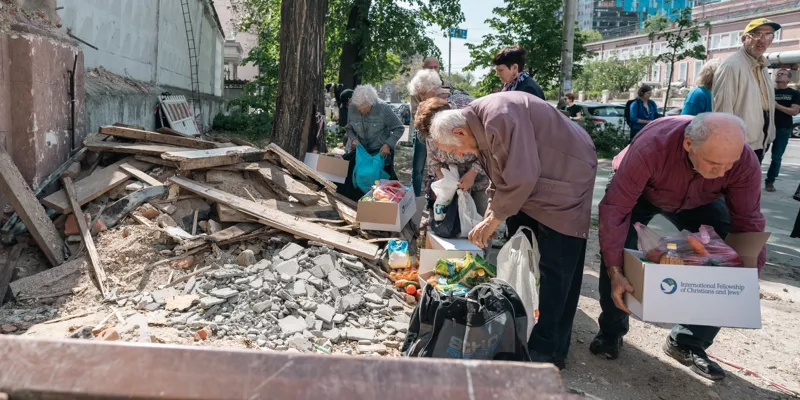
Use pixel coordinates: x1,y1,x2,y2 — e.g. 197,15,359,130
592,138,800,268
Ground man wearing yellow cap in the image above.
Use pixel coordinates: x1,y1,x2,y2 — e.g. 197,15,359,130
712,18,781,163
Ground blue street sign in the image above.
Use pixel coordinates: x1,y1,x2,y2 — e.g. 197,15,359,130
449,28,468,39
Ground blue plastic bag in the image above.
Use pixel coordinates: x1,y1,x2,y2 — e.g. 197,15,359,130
353,143,389,193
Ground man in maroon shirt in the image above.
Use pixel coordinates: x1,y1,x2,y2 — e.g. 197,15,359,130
591,113,766,381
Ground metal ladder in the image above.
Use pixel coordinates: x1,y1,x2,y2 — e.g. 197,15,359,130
180,0,202,123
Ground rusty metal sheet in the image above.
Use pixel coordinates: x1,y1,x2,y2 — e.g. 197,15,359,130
0,336,580,400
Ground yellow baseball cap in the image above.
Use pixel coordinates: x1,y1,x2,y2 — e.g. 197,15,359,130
744,18,781,34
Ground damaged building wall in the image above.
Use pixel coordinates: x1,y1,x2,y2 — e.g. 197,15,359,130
57,0,225,130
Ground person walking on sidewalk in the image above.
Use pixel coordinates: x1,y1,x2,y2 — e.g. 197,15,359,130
713,18,780,163
766,69,800,192
427,91,597,369
590,114,767,381
629,85,658,140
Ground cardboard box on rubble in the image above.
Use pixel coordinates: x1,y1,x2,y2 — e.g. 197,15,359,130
303,153,349,183
623,232,771,329
356,187,415,232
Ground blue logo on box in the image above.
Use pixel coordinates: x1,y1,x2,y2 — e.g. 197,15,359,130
660,278,677,294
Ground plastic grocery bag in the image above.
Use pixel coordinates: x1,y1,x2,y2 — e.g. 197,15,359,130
353,143,389,193
428,192,461,238
430,166,459,221
496,227,540,339
457,189,482,238
634,223,744,267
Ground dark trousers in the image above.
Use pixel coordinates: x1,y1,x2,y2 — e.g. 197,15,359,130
507,211,587,362
755,110,771,164
791,208,800,239
766,127,792,183
336,150,397,202
597,197,730,351
411,131,427,196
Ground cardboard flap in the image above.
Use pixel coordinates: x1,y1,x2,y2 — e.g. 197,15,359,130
724,232,771,269
426,232,484,252
356,200,398,225
317,156,349,176
623,250,645,304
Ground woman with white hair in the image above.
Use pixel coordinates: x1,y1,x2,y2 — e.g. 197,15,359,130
427,90,598,370
408,69,450,197
682,59,721,116
337,84,405,201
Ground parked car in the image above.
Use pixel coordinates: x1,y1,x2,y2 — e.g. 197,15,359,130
573,102,627,129
793,114,800,138
389,103,411,125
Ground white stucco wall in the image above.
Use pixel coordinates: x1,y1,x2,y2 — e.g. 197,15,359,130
57,0,224,96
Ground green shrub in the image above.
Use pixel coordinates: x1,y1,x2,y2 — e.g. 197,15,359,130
212,110,273,141
583,118,628,158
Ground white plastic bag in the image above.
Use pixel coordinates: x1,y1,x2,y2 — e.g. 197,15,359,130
457,189,482,238
430,166,459,221
496,227,540,339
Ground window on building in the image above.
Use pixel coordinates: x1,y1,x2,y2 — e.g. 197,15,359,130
710,34,720,50
679,62,688,82
665,63,673,85
774,29,782,41
651,63,661,82
720,34,731,48
694,60,703,83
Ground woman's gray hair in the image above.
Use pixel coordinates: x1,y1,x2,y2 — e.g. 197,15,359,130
430,110,468,146
407,69,443,98
696,59,721,89
685,112,745,148
351,85,379,108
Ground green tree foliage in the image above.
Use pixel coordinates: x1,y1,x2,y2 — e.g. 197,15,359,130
575,55,652,94
583,29,604,43
463,0,595,96
447,71,478,95
647,7,708,108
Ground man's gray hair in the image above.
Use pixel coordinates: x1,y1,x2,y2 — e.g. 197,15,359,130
352,85,379,108
685,112,745,147
430,110,468,146
407,69,443,98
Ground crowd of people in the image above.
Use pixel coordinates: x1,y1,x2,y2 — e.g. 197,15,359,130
322,17,799,379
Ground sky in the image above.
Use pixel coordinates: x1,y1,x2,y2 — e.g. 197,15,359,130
426,0,505,79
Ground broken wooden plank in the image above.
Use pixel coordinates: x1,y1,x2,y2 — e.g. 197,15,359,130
217,200,335,222
206,222,262,243
324,191,358,226
99,126,219,149
134,155,179,168
85,141,194,156
100,185,168,229
161,146,268,170
165,266,212,288
9,256,85,299
191,209,199,236
113,122,146,130
266,143,337,192
119,163,164,187
62,176,107,296
211,162,262,171
156,126,194,138
41,158,154,214
0,145,65,267
170,177,379,259
217,203,257,223
0,241,27,304
256,162,321,206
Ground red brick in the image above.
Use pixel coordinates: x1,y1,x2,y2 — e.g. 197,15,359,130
64,214,89,236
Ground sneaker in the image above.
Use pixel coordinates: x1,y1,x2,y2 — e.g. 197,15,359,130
662,337,725,380
765,181,776,192
589,332,622,360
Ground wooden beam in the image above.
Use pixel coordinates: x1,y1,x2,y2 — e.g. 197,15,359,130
0,241,26,304
0,145,64,267
161,146,268,170
119,163,164,187
85,141,194,156
217,200,335,222
171,177,379,259
324,191,357,226
216,203,257,223
266,143,337,191
62,177,107,296
41,158,154,214
134,155,179,168
156,126,194,138
99,126,218,149
255,162,321,206
211,162,261,171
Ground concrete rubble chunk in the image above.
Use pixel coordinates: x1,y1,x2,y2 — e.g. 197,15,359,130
345,328,377,341
342,293,364,311
357,344,388,355
275,259,300,277
263,271,277,284
280,243,305,260
383,341,402,349
363,293,383,304
199,296,225,308
165,294,199,311
340,253,358,261
208,267,246,279
253,301,272,313
152,288,180,305
249,277,264,289
307,276,324,289
310,265,327,279
291,280,307,297
323,328,341,344
278,316,306,335
289,334,313,352
253,259,272,271
305,284,318,298
326,270,349,290
369,285,390,299
209,288,239,299
388,298,405,311
314,304,336,324
236,249,257,266
295,271,312,281
314,254,335,274
182,276,197,294
341,258,365,272
332,314,346,324
386,321,408,333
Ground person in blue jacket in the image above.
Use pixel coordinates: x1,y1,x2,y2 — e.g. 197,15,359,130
682,59,721,116
629,85,658,140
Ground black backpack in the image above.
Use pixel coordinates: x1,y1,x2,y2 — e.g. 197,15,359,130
401,280,532,361
624,99,636,128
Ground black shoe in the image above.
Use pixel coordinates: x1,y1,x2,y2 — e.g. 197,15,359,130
765,181,776,192
589,332,622,360
663,338,725,380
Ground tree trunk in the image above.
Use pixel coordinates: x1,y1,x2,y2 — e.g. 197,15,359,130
273,0,329,158
664,60,674,117
337,0,371,89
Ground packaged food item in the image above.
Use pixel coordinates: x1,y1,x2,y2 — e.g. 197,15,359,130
447,254,497,288
434,257,463,277
387,240,411,270
434,283,470,296
660,243,684,265
634,223,744,267
370,180,407,203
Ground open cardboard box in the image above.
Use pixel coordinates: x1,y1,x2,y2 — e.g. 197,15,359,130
426,232,483,253
356,186,416,232
623,232,770,329
303,153,349,183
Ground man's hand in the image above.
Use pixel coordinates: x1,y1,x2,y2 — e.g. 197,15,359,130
468,215,500,248
380,143,391,157
609,267,634,314
458,169,477,191
351,139,359,150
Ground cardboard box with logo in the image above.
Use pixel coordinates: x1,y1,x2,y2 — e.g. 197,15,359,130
303,153,349,184
623,232,770,329
356,187,416,232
